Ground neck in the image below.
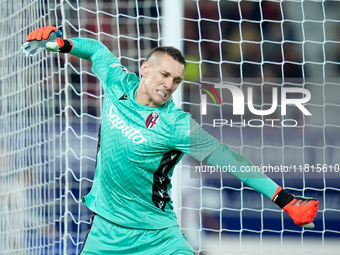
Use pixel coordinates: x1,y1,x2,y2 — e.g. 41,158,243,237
135,84,157,107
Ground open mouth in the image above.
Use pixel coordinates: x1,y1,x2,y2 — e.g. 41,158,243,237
157,90,166,98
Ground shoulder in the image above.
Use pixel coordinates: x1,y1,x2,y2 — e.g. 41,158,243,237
157,101,197,141
103,63,140,93
159,100,191,127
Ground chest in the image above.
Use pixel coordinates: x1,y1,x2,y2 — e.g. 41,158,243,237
101,93,173,155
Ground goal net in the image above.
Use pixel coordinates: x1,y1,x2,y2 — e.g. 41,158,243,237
0,0,339,254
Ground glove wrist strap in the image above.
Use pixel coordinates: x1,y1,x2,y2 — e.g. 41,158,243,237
60,39,73,53
272,188,295,208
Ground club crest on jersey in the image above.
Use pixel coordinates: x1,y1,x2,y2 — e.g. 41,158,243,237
145,112,159,129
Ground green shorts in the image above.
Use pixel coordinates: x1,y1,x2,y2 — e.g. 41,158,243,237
80,214,194,255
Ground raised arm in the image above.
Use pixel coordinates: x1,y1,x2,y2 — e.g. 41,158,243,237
25,26,121,84
65,38,119,66
65,38,121,84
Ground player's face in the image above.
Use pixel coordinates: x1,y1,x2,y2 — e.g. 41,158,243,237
138,53,185,107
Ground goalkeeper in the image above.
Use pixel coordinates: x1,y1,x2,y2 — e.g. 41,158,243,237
26,27,319,255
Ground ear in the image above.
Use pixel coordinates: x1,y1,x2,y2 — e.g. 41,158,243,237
140,61,148,77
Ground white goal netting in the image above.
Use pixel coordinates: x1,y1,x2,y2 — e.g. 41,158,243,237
1,0,339,254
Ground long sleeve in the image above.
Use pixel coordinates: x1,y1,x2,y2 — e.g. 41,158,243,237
68,38,130,90
204,144,279,200
69,38,118,63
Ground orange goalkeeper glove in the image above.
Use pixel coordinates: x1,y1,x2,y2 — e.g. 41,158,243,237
271,187,319,229
26,26,72,53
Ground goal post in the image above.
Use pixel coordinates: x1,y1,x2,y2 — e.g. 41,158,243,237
1,0,340,254
160,0,184,223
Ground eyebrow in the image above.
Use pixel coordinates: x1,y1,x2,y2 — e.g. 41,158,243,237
161,70,183,82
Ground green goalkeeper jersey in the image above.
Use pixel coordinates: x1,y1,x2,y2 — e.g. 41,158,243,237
70,38,221,229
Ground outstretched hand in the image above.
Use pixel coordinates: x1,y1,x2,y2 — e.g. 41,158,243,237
25,26,65,52
283,195,319,228
272,187,319,229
